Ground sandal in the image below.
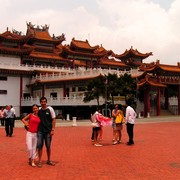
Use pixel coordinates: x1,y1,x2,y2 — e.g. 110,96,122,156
47,161,55,166
37,162,42,168
31,162,36,167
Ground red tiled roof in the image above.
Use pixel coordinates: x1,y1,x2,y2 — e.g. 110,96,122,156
137,75,166,88
29,51,64,61
114,46,153,60
70,38,98,50
0,46,32,55
26,23,65,44
139,61,180,73
0,30,28,42
0,31,22,39
34,30,52,41
64,45,107,57
99,58,128,67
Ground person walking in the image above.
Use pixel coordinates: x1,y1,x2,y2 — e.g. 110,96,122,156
21,104,40,167
4,105,15,137
125,100,137,145
37,97,56,167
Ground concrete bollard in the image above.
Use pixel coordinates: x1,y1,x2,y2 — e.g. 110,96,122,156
147,112,150,118
66,114,70,121
72,117,77,126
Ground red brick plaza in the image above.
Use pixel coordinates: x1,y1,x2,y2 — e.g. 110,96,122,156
0,117,180,180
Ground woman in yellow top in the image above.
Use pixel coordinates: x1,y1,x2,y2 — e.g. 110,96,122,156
112,104,124,145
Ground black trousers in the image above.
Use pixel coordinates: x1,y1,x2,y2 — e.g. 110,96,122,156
0,118,5,126
126,123,134,144
5,118,14,136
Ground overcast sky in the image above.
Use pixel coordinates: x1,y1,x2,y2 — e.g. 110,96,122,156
0,0,179,65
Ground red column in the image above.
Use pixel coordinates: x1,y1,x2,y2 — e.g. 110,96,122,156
156,88,161,116
19,75,23,115
178,85,180,115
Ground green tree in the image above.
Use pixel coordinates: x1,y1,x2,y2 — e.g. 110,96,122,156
106,73,120,105
83,76,105,107
83,73,137,108
118,73,137,103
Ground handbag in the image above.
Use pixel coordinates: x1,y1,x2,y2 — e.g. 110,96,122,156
115,114,125,124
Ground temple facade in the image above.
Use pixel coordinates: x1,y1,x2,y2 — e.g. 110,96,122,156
0,22,179,119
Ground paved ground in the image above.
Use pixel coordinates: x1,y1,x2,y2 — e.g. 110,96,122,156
0,116,180,180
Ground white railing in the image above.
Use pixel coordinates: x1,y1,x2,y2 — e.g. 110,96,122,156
21,96,126,107
168,96,178,115
161,96,178,115
0,62,74,73
21,96,105,106
169,105,178,115
31,67,143,83
161,96,178,106
0,62,143,82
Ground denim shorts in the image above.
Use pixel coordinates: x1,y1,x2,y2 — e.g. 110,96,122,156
37,131,52,150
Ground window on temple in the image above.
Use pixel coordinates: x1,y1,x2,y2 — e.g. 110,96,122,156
50,92,57,99
72,87,76,92
0,90,7,94
78,87,85,91
23,93,31,99
0,76,7,81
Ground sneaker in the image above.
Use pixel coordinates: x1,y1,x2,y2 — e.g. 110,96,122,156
117,140,121,144
113,141,118,145
94,144,103,147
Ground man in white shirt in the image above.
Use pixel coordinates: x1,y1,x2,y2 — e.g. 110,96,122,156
11,105,16,127
125,100,137,145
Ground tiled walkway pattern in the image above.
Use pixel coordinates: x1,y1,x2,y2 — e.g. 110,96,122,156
0,119,180,180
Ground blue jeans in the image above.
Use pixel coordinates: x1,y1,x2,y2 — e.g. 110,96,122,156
37,131,52,151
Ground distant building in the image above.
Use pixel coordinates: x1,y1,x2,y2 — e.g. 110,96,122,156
0,22,179,119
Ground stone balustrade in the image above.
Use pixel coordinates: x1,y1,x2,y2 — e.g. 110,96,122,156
21,96,106,106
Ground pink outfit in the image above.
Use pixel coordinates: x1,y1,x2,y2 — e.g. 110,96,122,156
97,114,112,126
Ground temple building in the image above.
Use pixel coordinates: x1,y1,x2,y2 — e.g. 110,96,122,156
0,22,179,119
